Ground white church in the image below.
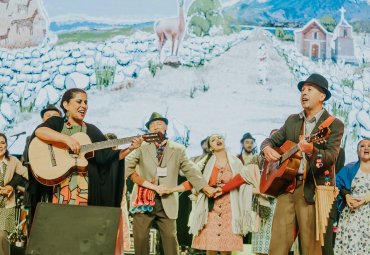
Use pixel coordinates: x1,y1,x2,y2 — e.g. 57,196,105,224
294,7,357,64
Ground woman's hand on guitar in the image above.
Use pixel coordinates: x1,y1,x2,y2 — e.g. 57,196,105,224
65,135,81,154
263,146,281,162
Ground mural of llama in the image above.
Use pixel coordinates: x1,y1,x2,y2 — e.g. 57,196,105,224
154,0,185,64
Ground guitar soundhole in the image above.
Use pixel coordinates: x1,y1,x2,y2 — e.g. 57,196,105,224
48,144,57,167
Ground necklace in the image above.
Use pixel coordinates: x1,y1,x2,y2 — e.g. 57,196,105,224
65,122,85,136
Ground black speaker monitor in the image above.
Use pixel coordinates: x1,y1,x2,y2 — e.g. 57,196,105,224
26,203,121,255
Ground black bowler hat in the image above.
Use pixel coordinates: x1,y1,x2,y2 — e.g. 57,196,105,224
145,112,169,129
297,73,331,101
240,132,255,143
40,104,61,118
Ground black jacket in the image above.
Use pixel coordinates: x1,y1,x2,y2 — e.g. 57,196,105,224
29,116,124,207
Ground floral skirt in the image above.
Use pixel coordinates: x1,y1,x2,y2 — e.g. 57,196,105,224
192,193,243,251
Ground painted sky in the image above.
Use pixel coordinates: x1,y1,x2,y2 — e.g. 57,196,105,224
43,0,240,21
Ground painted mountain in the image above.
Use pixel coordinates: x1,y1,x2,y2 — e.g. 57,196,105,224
225,0,370,27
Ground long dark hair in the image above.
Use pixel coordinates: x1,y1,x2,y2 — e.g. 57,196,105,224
0,133,9,159
60,88,87,114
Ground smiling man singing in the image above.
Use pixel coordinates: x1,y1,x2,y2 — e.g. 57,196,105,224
261,73,344,255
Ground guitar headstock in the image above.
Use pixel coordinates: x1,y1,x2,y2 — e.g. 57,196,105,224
309,127,331,144
142,132,165,143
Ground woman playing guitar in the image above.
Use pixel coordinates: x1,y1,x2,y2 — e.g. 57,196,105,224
32,88,143,207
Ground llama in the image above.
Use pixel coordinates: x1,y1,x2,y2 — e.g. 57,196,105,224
11,9,38,35
154,0,185,63
0,0,10,9
0,28,11,44
17,0,33,14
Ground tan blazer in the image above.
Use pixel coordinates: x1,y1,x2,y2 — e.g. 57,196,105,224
2,156,28,208
125,141,207,219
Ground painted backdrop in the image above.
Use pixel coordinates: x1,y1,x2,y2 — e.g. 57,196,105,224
0,0,370,163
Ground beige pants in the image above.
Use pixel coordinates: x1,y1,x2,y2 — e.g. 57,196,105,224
268,182,322,255
133,197,179,255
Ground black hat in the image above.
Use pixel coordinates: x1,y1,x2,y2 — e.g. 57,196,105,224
40,105,61,118
240,132,255,143
297,73,331,101
145,112,169,129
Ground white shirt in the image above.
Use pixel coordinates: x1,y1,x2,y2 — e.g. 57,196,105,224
297,109,325,174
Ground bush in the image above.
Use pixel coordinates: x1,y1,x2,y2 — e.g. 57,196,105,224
18,90,36,113
95,64,116,89
341,79,354,90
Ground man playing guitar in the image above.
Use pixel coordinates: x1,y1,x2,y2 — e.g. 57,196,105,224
261,74,344,255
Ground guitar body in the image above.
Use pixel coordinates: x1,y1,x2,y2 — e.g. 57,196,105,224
28,132,91,186
260,140,302,197
28,131,163,186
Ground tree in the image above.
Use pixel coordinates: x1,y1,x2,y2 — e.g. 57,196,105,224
275,27,285,39
320,15,337,32
187,0,224,36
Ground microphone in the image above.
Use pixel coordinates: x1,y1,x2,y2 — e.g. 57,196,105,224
10,131,26,137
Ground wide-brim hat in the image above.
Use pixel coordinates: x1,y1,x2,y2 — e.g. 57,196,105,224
240,132,255,143
297,73,331,101
145,112,169,129
40,104,61,118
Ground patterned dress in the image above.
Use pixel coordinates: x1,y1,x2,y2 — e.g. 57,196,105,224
52,124,89,206
0,162,16,233
334,169,370,255
192,164,243,251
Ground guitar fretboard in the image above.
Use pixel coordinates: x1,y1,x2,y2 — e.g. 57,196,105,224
280,134,316,163
281,144,300,163
80,135,138,153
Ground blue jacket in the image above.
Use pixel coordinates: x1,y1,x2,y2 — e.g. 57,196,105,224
336,161,360,211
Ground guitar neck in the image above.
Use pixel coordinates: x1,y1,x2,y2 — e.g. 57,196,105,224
281,144,300,163
81,135,138,153
280,135,315,163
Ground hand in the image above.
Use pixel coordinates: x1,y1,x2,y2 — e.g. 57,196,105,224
202,186,216,198
351,197,366,209
298,140,313,155
65,136,81,154
252,187,260,195
0,185,14,198
129,137,144,151
155,185,172,196
263,146,281,162
345,194,356,209
213,187,223,198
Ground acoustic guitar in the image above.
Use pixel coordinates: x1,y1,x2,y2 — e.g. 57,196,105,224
28,132,163,186
260,127,330,197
